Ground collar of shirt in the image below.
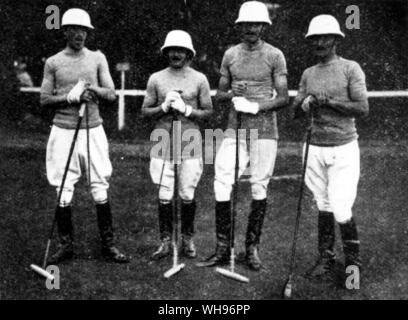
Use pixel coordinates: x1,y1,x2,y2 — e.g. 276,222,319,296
242,40,264,52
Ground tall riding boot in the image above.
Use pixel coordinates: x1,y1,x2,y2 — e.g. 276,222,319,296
306,211,336,279
245,199,267,271
197,201,231,267
96,202,129,263
151,202,173,260
181,201,197,258
339,218,362,271
48,206,74,265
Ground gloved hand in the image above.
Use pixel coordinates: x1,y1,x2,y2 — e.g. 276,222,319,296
231,82,247,97
272,89,277,100
232,97,259,115
67,79,89,104
80,90,98,103
171,97,193,117
301,95,317,112
161,91,181,113
316,91,332,106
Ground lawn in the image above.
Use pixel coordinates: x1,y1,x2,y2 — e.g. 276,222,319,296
0,134,407,300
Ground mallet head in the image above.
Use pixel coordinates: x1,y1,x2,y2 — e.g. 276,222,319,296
282,279,293,299
164,263,186,279
30,264,55,281
215,267,249,283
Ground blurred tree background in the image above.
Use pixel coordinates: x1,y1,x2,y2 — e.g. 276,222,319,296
0,0,407,140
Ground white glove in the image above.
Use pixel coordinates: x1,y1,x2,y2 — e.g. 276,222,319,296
301,95,315,112
171,97,186,114
171,97,193,117
272,89,277,100
232,97,259,115
67,79,88,104
161,91,181,113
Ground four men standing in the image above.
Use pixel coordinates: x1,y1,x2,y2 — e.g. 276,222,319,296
40,2,367,285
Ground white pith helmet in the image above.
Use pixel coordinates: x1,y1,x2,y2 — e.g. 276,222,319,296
305,15,345,38
62,8,94,30
235,1,272,25
161,30,196,57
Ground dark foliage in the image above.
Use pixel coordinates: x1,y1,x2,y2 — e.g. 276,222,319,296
1,0,406,89
1,0,407,137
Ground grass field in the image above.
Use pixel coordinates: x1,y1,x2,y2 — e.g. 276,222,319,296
1,125,408,300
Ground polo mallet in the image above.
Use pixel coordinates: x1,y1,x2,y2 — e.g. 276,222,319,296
30,102,87,281
157,91,183,190
164,95,185,278
86,102,91,189
156,127,172,191
215,111,249,283
282,108,314,299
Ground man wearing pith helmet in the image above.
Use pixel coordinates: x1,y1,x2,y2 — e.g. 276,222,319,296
142,30,213,260
291,14,368,281
198,1,289,270
40,8,129,264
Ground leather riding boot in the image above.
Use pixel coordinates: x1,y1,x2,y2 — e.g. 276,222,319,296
181,201,197,258
306,211,336,280
96,202,129,263
151,202,173,260
48,206,74,265
339,218,362,271
245,199,267,271
197,201,231,267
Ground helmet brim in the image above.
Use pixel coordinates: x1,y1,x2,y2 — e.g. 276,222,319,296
305,32,345,39
235,19,272,25
161,46,196,57
62,24,94,30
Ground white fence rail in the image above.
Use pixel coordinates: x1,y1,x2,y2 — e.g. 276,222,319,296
20,87,408,130
20,87,408,97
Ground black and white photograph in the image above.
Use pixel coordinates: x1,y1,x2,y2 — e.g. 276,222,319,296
0,0,407,306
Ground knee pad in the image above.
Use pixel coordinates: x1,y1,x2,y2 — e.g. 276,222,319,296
91,189,108,205
333,206,353,224
251,184,267,200
159,185,173,203
179,187,195,202
214,180,232,202
58,189,73,207
315,199,332,212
